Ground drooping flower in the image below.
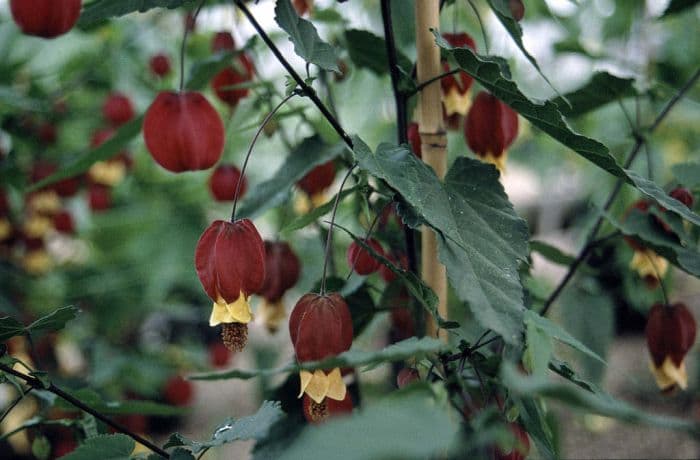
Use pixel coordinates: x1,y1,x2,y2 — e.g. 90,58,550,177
256,241,301,333
346,238,384,275
645,302,696,391
441,33,476,116
9,0,82,39
103,92,135,127
296,161,336,211
208,164,247,202
623,199,669,288
464,91,519,172
195,219,265,351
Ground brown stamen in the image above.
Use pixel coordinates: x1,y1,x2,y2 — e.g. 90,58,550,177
221,322,248,352
309,399,329,422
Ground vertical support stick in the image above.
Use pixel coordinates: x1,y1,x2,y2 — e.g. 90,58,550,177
415,0,448,340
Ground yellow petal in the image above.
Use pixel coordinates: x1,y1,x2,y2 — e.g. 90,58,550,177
208,293,252,327
479,151,508,173
89,161,126,187
24,215,52,238
310,192,328,209
258,299,286,333
294,194,312,214
299,370,313,398
28,190,61,214
301,370,331,404
630,250,668,280
442,88,472,116
325,367,347,401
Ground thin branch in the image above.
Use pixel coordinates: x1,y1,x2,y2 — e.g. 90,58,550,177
233,0,354,149
0,363,169,459
540,66,700,316
411,68,460,95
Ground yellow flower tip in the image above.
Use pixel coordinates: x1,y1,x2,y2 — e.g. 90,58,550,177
479,151,508,174
0,218,12,240
88,161,126,187
24,215,53,238
208,292,253,327
28,190,61,214
298,368,346,404
293,193,312,215
650,357,688,391
310,191,328,209
630,250,669,282
442,88,472,116
258,299,286,334
23,250,52,275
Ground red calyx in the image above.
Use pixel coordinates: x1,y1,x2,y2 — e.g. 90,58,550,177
407,122,422,158
211,54,255,107
465,91,519,159
347,238,384,275
195,219,266,304
646,302,697,367
103,92,135,127
88,184,111,212
258,241,301,302
211,32,236,52
509,0,525,21
149,53,172,77
302,393,353,424
289,292,353,362
496,423,530,460
9,0,82,38
53,210,75,234
143,91,225,173
163,375,194,406
297,161,336,196
208,342,233,368
208,164,247,202
669,187,694,209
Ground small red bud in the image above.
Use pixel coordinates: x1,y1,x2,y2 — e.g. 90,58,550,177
163,376,194,406
53,210,75,234
293,0,312,16
258,241,301,302
10,0,82,38
208,342,233,368
297,161,336,197
211,54,255,107
103,92,135,127
149,53,172,77
347,238,384,275
208,164,247,202
88,184,111,212
669,187,694,209
211,31,235,52
508,0,525,21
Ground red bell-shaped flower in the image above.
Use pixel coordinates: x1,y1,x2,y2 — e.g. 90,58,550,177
347,238,384,275
302,393,352,424
163,375,194,407
465,91,519,171
645,302,696,391
208,164,247,202
669,187,694,208
103,92,135,127
53,210,75,234
88,184,111,212
441,33,476,116
143,91,225,173
495,423,530,460
407,122,422,158
10,0,82,38
297,161,336,211
195,219,265,351
289,293,353,362
256,241,301,333
508,0,525,21
211,54,255,107
149,53,172,77
211,31,235,52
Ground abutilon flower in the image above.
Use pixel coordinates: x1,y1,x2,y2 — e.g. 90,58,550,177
347,238,384,275
88,129,132,187
149,53,172,78
211,31,236,52
103,92,135,127
256,241,301,333
289,293,353,416
623,199,669,288
208,164,247,202
53,210,75,235
209,32,255,107
669,187,694,209
508,0,525,21
295,161,337,213
293,0,313,16
88,184,112,212
441,33,476,116
645,302,696,391
464,91,519,172
9,0,82,39
195,219,265,351
302,393,352,424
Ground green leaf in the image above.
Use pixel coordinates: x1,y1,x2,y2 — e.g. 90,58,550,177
352,137,529,344
501,362,700,436
524,310,605,364
278,391,459,460
672,162,700,188
552,72,637,117
185,52,236,91
164,401,284,454
485,0,564,100
661,0,700,18
54,389,186,416
605,208,700,276
281,186,358,234
26,116,143,193
32,436,51,460
523,317,553,377
274,0,339,72
170,448,196,460
78,0,194,26
344,29,412,75
60,434,134,460
27,306,80,336
515,397,557,460
0,316,25,342
530,240,576,266
626,169,700,226
190,337,444,381
235,137,344,219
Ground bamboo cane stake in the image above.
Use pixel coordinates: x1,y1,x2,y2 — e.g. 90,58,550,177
415,0,448,340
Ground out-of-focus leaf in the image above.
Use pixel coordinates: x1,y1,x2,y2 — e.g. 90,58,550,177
31,436,51,460
671,162,700,188
236,137,344,219
78,0,195,26
524,310,605,364
185,52,236,91
27,306,79,336
0,316,25,342
190,337,444,380
60,434,134,460
344,29,412,75
523,315,553,377
530,240,576,266
278,390,459,460
625,170,700,226
281,186,358,234
274,0,339,72
353,137,528,344
54,389,186,416
552,72,637,116
26,117,143,193
501,362,700,436
661,0,700,18
0,87,49,112
515,397,557,460
164,401,284,453
169,448,196,460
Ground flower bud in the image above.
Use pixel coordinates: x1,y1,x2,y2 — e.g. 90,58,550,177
149,53,172,78
88,184,111,212
103,92,135,127
508,0,525,21
256,241,301,333
211,54,255,107
163,376,194,406
52,210,75,235
669,187,694,209
208,164,247,202
289,293,353,362
211,32,235,52
347,238,384,275
297,161,336,198
465,92,519,171
645,302,696,391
